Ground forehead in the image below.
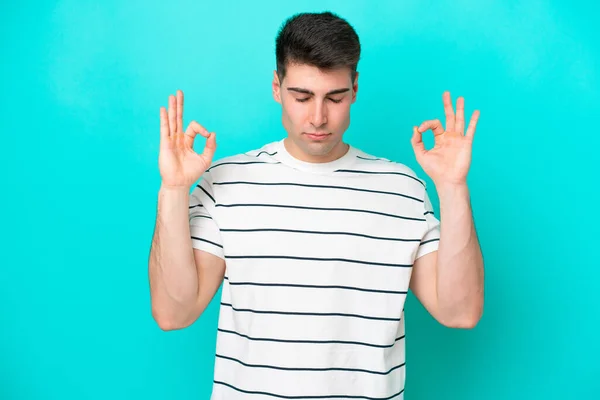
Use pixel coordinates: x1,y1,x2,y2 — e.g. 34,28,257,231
283,63,352,91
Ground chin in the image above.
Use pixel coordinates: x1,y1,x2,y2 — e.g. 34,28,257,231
303,139,339,156
286,132,341,157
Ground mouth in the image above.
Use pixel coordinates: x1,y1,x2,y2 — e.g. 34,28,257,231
304,132,331,141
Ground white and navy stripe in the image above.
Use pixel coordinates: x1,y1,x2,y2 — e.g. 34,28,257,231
189,139,440,399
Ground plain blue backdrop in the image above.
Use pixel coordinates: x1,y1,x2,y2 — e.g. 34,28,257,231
1,0,599,399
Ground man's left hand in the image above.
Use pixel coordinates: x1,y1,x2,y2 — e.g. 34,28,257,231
411,91,480,187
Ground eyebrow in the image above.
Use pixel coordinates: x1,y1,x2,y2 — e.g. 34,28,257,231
287,87,350,96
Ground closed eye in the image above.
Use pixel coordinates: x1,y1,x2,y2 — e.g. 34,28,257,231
295,98,343,103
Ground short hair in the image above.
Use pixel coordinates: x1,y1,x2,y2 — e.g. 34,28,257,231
275,11,361,83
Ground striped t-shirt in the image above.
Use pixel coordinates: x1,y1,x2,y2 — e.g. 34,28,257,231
188,138,440,400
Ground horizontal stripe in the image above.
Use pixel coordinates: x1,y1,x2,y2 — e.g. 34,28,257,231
334,169,424,187
189,215,212,220
197,184,215,203
223,277,407,295
424,211,435,216
356,155,391,162
217,328,405,349
188,204,203,209
254,150,278,157
223,255,412,268
213,380,404,400
219,228,420,243
213,181,422,203
208,160,282,171
221,302,400,322
421,238,440,245
216,203,426,222
191,236,222,248
216,353,405,375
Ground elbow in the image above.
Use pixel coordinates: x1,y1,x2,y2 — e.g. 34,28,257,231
151,307,193,331
443,315,480,329
152,311,179,331
154,317,183,331
441,306,483,330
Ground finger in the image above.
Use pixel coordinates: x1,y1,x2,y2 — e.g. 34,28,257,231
411,126,426,157
160,107,169,141
200,132,217,164
184,120,210,149
418,119,445,136
465,110,480,139
443,91,455,132
176,90,184,134
455,96,465,134
184,121,210,140
168,95,177,134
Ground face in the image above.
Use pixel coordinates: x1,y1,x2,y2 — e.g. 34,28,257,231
272,63,358,163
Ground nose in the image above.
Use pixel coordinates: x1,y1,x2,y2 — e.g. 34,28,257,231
310,100,327,128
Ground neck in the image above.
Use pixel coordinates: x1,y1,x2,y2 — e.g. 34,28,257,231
283,137,350,163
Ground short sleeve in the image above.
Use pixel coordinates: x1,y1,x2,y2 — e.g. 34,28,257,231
188,170,225,260
416,187,440,259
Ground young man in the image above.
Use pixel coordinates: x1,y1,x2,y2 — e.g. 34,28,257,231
148,11,484,400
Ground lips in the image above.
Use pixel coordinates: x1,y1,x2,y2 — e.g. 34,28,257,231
305,133,330,141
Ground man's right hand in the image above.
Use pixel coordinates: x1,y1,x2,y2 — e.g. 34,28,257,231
159,90,216,190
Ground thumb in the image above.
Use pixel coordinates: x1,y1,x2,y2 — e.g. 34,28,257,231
199,132,217,165
411,126,426,157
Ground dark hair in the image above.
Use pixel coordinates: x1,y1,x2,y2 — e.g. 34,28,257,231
275,11,361,83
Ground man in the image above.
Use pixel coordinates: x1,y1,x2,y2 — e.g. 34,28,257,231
148,11,484,400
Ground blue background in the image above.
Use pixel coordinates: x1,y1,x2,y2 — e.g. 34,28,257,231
2,0,599,399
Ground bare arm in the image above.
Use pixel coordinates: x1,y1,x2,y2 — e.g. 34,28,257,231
409,91,484,328
148,186,225,331
148,89,223,331
410,184,484,328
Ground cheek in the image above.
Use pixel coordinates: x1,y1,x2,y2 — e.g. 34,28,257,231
329,105,351,128
283,101,306,125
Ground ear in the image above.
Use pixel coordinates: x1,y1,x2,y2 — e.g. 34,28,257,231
272,70,282,103
351,71,359,104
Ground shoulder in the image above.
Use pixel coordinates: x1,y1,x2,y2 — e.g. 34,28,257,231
204,140,280,179
350,146,427,188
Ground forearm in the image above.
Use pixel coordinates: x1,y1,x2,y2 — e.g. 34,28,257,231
149,186,199,325
435,183,484,326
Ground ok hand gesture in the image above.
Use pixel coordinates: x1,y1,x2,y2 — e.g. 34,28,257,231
411,91,480,187
159,90,217,190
